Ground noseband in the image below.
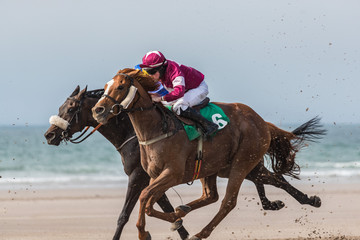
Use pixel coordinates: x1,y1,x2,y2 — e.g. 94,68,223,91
50,96,100,144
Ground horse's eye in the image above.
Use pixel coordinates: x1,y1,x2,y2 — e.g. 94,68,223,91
68,108,75,113
117,85,124,90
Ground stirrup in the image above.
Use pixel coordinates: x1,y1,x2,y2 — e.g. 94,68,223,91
203,125,218,137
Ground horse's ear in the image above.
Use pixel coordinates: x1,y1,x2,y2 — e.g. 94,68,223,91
70,85,80,97
78,85,87,100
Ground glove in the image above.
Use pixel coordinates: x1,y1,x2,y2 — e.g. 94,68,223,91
151,94,162,102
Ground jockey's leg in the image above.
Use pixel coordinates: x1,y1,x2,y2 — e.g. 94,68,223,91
174,81,218,137
179,107,218,137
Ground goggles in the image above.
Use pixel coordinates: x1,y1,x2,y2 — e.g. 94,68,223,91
145,68,158,75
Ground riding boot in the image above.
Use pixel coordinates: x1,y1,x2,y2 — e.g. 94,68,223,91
179,107,218,137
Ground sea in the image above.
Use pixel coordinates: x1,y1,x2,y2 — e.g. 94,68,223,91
0,123,359,190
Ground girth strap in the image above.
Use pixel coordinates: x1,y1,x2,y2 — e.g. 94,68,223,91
187,134,203,185
138,130,176,146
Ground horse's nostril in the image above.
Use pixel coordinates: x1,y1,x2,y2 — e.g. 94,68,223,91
95,107,105,114
45,132,55,140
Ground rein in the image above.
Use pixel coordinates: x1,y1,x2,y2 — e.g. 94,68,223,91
137,103,182,145
52,95,103,144
69,123,102,144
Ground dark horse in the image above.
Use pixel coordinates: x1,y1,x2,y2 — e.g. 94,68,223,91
45,85,324,239
44,86,187,240
92,69,325,240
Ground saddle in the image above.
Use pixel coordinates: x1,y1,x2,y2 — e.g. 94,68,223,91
174,97,210,126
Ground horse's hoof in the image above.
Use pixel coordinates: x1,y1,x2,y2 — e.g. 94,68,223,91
140,231,151,240
146,231,151,240
170,218,183,231
146,232,151,240
273,200,285,210
188,235,201,240
263,200,285,211
310,196,321,208
176,205,192,215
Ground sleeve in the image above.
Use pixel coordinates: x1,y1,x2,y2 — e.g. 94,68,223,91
163,76,185,102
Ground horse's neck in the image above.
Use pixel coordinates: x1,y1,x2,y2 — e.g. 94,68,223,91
85,98,135,152
127,102,164,143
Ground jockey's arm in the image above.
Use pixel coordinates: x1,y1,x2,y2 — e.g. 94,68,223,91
163,76,185,102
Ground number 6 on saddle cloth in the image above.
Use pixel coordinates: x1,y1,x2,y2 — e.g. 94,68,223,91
168,102,230,141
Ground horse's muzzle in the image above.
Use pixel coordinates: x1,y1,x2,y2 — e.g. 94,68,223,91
44,131,61,146
92,106,108,124
93,106,105,115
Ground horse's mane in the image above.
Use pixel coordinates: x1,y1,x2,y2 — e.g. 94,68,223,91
83,68,158,100
118,68,158,92
85,89,104,99
85,88,129,121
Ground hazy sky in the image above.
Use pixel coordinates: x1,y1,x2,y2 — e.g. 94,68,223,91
1,0,359,126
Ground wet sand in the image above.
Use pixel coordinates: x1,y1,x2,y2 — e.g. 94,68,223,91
0,180,359,240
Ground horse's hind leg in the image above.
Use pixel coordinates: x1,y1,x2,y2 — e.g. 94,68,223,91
247,161,321,210
254,181,285,210
160,174,219,232
175,174,219,215
192,155,263,239
191,168,247,239
246,163,285,210
260,169,321,207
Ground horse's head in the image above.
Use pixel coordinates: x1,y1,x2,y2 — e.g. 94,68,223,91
92,68,157,125
44,85,88,145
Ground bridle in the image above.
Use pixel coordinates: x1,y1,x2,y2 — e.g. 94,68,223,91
101,72,155,115
99,72,183,146
60,97,83,141
52,96,102,144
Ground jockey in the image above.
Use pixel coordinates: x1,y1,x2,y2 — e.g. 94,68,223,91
139,50,218,137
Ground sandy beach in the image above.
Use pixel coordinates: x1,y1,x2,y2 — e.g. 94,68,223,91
1,180,359,240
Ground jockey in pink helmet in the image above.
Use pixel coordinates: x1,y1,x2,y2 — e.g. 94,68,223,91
139,50,218,137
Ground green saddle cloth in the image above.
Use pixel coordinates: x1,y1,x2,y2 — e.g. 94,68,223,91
167,103,230,141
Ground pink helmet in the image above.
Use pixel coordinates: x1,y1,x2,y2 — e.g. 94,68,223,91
139,51,167,69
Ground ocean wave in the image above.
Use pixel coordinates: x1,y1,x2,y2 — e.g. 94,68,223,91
0,175,129,189
300,169,360,178
301,161,360,168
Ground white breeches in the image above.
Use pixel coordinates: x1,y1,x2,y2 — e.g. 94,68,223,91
162,81,209,115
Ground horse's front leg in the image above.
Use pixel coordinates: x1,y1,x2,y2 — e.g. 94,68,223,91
113,166,150,240
155,193,189,239
136,169,180,240
144,174,219,233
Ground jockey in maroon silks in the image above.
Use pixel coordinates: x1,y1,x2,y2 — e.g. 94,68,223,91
139,50,218,137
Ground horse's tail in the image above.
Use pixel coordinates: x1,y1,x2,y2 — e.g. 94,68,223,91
266,116,326,179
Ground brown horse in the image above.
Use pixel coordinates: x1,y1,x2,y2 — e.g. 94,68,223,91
92,69,324,240
44,86,323,240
